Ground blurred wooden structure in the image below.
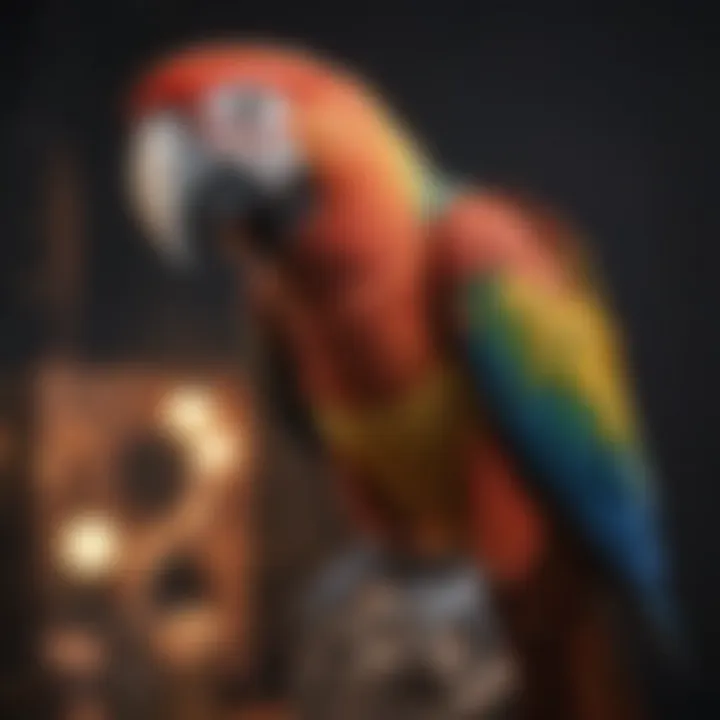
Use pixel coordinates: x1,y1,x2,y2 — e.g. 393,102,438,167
21,134,349,717
34,363,255,718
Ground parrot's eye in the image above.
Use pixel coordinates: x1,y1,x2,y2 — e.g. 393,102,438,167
207,84,277,128
198,84,296,186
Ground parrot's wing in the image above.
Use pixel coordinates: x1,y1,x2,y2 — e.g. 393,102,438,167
446,192,676,642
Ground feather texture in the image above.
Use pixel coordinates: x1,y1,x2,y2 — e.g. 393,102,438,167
459,269,675,641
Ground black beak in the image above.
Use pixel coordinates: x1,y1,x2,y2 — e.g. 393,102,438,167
173,162,314,353
185,162,315,267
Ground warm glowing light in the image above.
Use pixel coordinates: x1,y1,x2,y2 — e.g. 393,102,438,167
193,431,243,476
157,385,246,479
159,386,217,437
56,513,121,581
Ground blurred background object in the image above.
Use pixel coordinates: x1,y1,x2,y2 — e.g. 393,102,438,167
35,365,254,718
295,545,519,719
0,374,43,715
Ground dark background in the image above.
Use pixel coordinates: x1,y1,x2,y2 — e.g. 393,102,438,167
2,0,718,712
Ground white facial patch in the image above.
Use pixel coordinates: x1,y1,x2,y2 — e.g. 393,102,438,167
198,84,300,189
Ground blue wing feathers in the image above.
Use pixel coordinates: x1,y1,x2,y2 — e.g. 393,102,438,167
462,277,674,639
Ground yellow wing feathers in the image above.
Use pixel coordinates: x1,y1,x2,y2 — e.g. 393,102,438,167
499,276,638,445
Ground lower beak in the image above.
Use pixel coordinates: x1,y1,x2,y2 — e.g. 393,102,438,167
184,163,263,272
183,162,315,270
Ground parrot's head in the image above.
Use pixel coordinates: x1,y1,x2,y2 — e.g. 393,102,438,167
125,42,432,285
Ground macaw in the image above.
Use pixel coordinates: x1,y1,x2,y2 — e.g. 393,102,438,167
125,42,679,718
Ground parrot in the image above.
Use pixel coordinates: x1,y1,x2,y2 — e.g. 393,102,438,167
125,41,681,718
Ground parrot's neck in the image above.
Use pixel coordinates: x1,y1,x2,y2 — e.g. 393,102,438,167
419,170,464,223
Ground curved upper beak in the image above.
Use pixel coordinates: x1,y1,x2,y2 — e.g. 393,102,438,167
126,91,314,274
